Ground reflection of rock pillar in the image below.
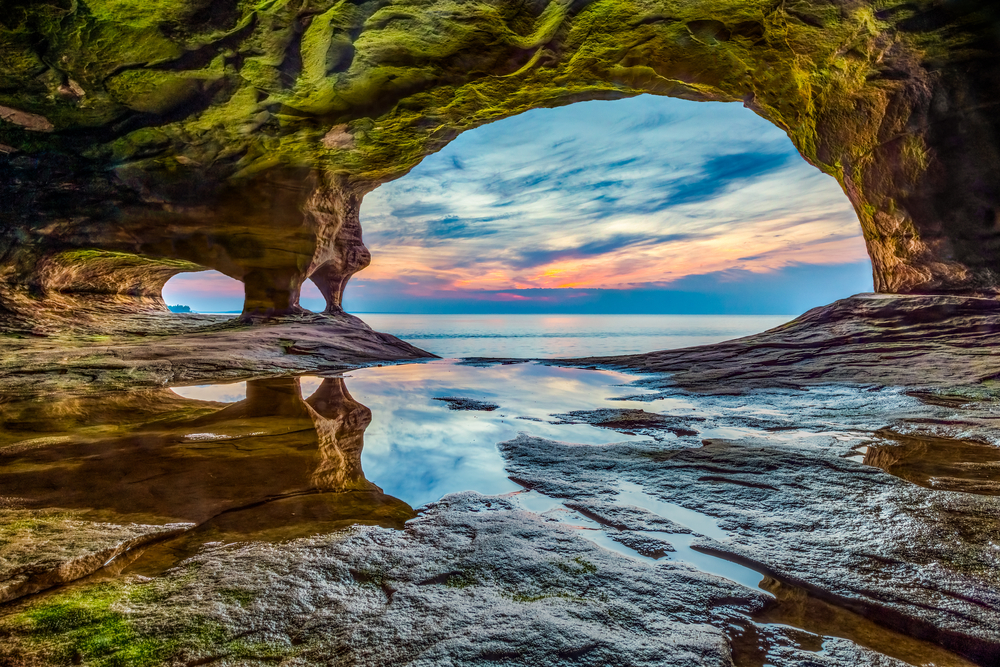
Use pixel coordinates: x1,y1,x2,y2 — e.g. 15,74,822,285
195,377,312,421
305,378,376,492
241,377,308,416
304,174,372,314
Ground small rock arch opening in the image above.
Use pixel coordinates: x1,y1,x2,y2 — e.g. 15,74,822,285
300,279,327,314
161,273,345,316
162,270,246,316
352,95,874,318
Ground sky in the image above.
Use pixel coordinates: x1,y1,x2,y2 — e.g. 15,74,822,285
163,94,874,315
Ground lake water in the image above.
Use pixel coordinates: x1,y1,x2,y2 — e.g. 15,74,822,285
355,313,794,358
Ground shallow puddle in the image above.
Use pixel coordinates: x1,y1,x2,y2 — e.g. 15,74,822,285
861,430,1000,495
733,577,980,667
0,361,671,578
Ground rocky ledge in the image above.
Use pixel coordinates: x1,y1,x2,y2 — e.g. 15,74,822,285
0,310,434,396
560,293,1000,393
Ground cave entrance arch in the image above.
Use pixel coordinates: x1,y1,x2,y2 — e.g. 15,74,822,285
1,0,996,325
349,94,874,316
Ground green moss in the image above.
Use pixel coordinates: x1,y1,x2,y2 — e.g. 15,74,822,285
105,69,217,115
15,583,178,667
85,0,205,29
1,0,992,294
0,0,901,181
554,556,598,576
442,570,477,589
52,250,203,271
218,587,257,606
1,574,289,666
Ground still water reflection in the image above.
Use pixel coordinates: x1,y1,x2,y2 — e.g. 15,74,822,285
0,361,984,665
172,360,665,509
0,376,416,573
1,360,664,574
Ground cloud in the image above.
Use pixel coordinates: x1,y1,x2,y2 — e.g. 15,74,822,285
661,151,792,206
340,261,875,315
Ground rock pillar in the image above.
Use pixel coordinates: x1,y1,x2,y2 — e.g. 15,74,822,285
303,175,373,314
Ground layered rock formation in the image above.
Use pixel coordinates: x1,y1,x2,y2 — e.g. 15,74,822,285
562,293,1000,392
1,0,999,324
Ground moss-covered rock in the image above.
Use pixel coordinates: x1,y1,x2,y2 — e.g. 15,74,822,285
1,0,998,320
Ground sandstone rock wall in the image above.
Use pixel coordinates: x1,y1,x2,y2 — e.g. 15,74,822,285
1,0,998,322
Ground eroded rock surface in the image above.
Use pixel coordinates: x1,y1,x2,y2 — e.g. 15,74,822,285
552,408,704,438
498,428,1000,665
0,311,433,395
561,294,1000,393
0,510,190,604
1,493,941,667
432,397,500,411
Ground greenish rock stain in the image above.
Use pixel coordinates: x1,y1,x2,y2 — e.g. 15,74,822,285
0,577,295,666
10,584,179,667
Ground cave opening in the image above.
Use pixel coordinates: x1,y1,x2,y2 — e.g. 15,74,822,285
160,95,873,341
349,95,874,320
161,272,329,315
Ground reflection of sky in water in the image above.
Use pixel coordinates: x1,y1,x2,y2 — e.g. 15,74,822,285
170,360,924,511
172,377,325,403
346,360,667,508
169,361,672,509
170,382,247,403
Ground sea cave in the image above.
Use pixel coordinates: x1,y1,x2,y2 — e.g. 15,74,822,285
1,1,999,665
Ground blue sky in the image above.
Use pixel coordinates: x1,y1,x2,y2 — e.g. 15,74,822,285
164,95,873,314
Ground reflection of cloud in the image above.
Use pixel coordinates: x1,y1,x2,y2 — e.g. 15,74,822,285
358,94,869,299
349,361,648,507
171,382,248,403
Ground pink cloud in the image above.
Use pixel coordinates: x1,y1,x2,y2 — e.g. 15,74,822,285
165,272,243,295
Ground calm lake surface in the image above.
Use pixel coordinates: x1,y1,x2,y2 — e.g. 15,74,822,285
354,313,794,358
170,361,663,510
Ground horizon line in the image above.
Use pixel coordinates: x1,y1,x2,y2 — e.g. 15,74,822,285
183,310,800,316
